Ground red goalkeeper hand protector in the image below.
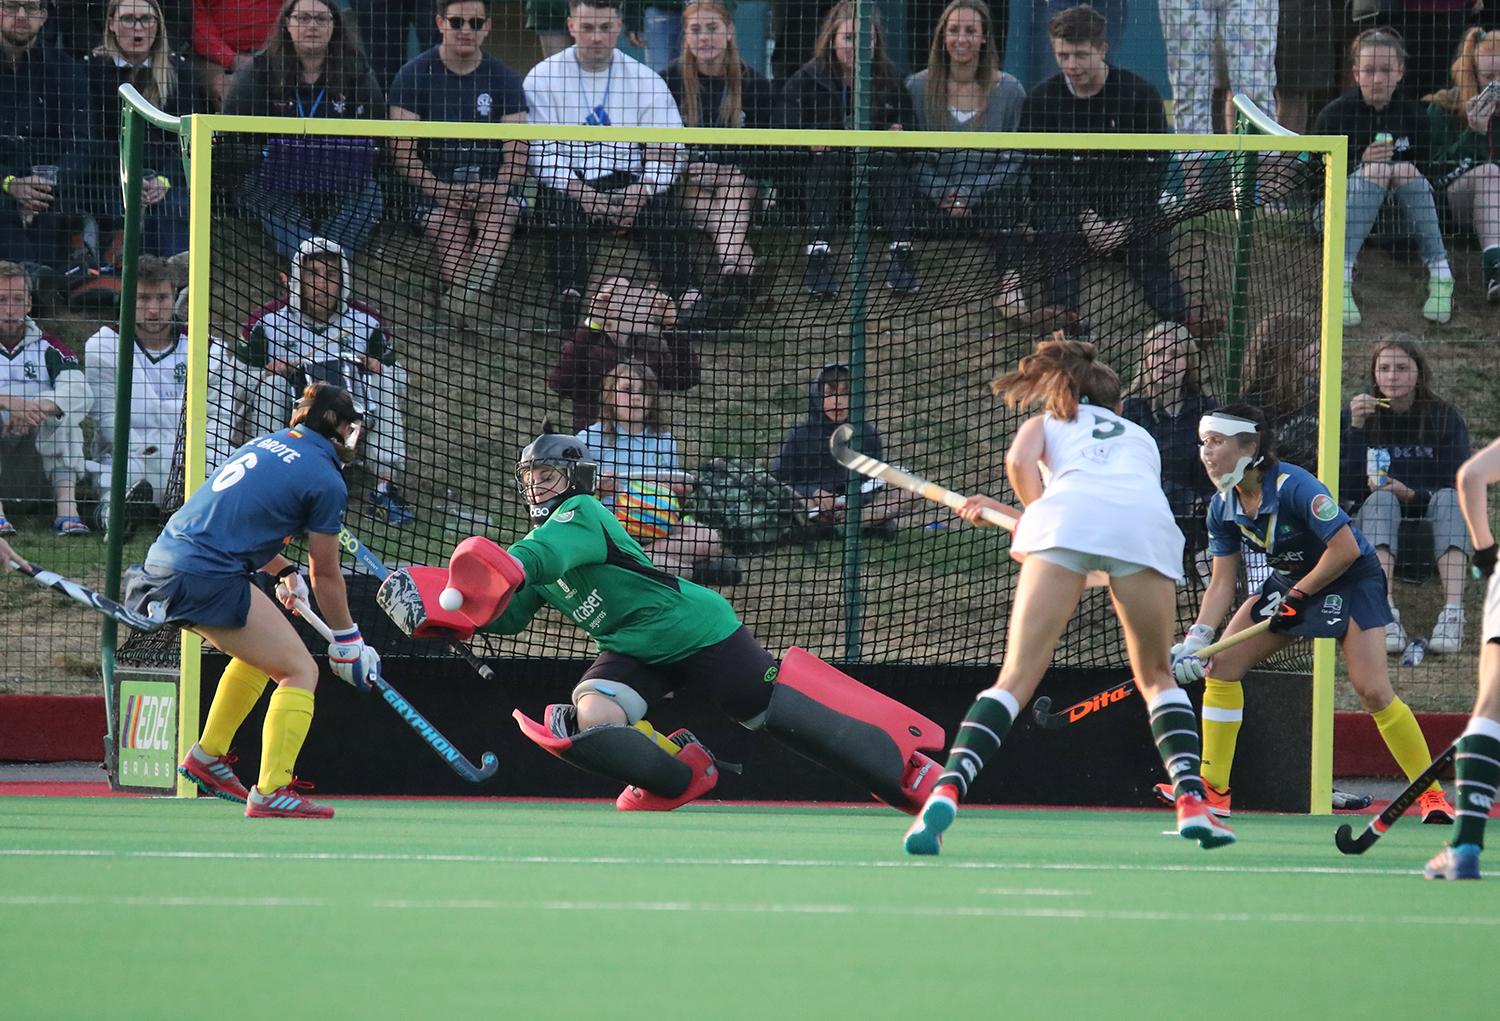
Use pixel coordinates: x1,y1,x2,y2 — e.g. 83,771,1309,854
385,537,525,641
1268,586,1312,634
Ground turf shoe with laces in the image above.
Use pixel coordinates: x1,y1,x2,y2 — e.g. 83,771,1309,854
1423,843,1481,880
245,779,334,819
1154,780,1230,817
1418,787,1455,825
902,783,959,856
1176,790,1237,849
615,731,719,811
177,743,249,803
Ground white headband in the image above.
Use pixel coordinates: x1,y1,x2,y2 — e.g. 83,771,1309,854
1199,413,1259,440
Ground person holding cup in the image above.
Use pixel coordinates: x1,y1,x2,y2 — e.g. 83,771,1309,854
1313,28,1453,329
0,0,94,272
82,0,210,259
1342,335,1473,654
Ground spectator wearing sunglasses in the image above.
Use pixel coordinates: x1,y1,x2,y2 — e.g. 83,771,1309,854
389,0,529,323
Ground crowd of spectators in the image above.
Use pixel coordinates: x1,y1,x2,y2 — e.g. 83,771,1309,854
0,0,1494,653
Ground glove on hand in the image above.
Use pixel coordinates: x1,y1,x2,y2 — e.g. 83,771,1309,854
1169,623,1215,684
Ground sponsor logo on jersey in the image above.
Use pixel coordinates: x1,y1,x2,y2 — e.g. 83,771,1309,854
553,510,576,524
477,92,493,117
1310,493,1338,521
1322,594,1344,614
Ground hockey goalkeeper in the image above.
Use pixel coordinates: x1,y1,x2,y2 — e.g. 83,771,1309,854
377,426,945,811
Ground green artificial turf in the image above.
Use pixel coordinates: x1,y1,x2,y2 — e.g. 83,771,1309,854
1,797,1495,1019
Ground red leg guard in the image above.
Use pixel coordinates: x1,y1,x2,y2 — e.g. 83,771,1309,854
513,707,693,797
767,648,947,812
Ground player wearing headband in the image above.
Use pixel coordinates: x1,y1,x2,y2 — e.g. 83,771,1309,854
123,382,378,819
904,338,1233,856
376,424,947,813
1156,404,1453,822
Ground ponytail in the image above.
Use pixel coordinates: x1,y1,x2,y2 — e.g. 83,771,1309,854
990,335,1121,421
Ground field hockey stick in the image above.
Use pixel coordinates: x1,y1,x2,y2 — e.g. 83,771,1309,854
828,423,1109,586
337,526,498,683
294,597,499,783
6,558,167,632
1031,619,1273,730
1334,741,1457,855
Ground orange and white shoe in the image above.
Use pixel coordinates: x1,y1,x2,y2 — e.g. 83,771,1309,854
1176,790,1236,849
245,780,334,819
1418,788,1455,825
178,744,249,804
1155,780,1230,818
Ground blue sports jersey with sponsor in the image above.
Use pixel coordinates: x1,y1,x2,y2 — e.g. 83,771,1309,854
144,428,347,575
1206,462,1375,580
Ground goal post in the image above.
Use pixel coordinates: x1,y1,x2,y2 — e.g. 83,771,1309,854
110,94,1346,810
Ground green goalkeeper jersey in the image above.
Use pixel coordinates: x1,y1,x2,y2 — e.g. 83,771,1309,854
481,494,742,662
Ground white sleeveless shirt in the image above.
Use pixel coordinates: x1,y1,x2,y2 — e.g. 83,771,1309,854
1011,406,1185,580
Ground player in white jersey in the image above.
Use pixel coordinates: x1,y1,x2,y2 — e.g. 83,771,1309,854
904,338,1233,855
84,256,186,527
238,238,412,524
0,261,92,535
1425,436,1500,879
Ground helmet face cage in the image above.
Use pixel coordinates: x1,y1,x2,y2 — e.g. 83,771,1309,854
515,435,596,521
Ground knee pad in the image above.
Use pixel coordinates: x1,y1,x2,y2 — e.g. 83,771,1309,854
571,677,648,725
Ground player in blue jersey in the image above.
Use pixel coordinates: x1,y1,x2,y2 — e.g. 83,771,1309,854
123,383,380,819
1157,404,1453,821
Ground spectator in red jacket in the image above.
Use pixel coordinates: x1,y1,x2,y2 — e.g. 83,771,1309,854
194,0,281,105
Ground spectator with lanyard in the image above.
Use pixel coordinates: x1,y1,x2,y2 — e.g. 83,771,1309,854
223,0,385,261
83,0,209,259
1314,28,1453,329
1160,405,1454,825
1342,335,1472,654
782,1,921,298
662,0,778,283
1424,26,1500,303
905,0,1030,316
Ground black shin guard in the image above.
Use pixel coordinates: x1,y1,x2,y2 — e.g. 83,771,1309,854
513,705,691,797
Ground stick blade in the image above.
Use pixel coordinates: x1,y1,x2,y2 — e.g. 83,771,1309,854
829,423,856,464
1333,823,1375,855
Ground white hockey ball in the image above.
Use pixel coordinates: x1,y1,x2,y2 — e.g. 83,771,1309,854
439,587,464,612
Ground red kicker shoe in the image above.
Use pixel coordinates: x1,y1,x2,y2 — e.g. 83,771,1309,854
245,780,334,819
616,739,719,811
178,744,249,804
894,752,943,815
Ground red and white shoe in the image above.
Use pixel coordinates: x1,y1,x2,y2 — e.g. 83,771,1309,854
178,744,249,804
1155,780,1230,818
1418,788,1455,825
616,738,719,811
1177,790,1236,849
245,780,334,819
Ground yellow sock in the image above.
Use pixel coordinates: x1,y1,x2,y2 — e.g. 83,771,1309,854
1201,677,1244,791
633,720,681,756
258,685,315,794
199,658,270,757
1370,697,1442,793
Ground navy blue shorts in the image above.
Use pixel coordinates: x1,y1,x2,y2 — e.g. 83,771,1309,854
1252,556,1392,639
123,565,253,630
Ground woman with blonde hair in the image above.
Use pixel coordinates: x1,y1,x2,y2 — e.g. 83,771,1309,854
663,0,778,280
904,338,1232,855
1425,27,1500,301
83,0,208,256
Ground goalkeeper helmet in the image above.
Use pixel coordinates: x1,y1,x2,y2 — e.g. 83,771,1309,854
515,425,596,524
291,382,364,465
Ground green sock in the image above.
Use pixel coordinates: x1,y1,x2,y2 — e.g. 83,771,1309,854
1453,723,1500,850
1149,688,1206,799
938,687,1018,801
